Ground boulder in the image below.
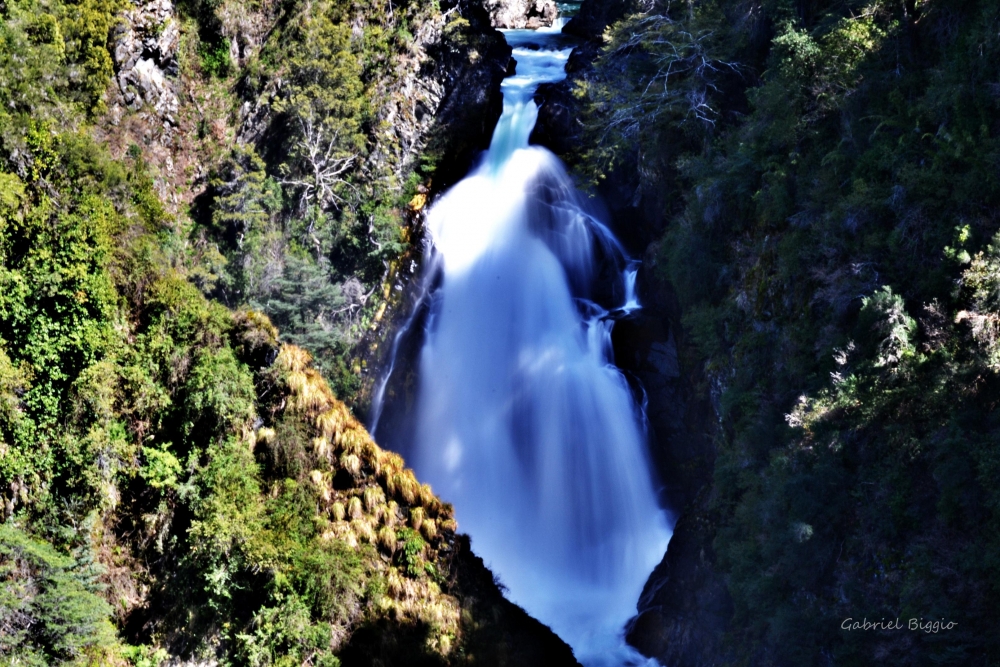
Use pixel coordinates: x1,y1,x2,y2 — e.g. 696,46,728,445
483,0,558,29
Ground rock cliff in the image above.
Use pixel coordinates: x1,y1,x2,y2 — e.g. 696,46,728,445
112,0,180,122
483,0,558,29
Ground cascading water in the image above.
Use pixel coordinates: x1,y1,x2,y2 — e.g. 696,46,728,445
372,14,671,665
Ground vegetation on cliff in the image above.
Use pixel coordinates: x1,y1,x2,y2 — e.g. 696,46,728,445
572,0,1000,664
0,0,575,665
187,0,508,403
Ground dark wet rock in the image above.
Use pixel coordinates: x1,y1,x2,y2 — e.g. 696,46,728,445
530,0,732,662
339,534,582,666
423,0,513,191
625,506,733,667
531,81,580,158
562,0,637,40
353,0,512,421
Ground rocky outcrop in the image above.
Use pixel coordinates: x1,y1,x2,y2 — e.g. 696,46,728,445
380,0,513,191
214,0,273,67
625,504,732,667
111,0,180,124
341,534,581,666
238,0,511,194
612,246,731,666
351,0,512,418
483,0,558,29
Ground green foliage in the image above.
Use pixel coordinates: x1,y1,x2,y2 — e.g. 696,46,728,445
185,437,266,620
273,3,367,212
0,27,376,658
195,0,455,405
290,538,364,626
0,133,130,514
576,1,737,184
0,524,117,664
857,286,917,368
958,230,1000,370
0,0,120,126
0,0,538,664
396,527,427,578
60,0,125,113
121,644,170,667
581,0,1000,662
181,346,257,444
140,444,183,490
255,254,358,386
236,595,342,667
199,38,232,78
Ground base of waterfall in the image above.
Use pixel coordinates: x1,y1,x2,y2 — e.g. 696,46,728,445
418,143,672,665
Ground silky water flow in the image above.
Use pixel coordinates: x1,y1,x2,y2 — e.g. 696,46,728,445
372,17,671,666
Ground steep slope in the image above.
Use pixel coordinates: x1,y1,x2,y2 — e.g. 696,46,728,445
87,0,512,404
533,0,1000,665
0,0,578,664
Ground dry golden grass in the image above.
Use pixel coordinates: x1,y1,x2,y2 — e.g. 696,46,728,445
384,500,400,528
418,483,435,508
377,525,397,552
315,406,349,441
364,485,386,511
256,426,276,446
340,452,362,477
350,517,375,543
268,339,465,658
380,451,405,476
410,506,425,531
347,496,364,520
387,472,418,505
311,436,330,458
275,345,336,414
309,469,332,502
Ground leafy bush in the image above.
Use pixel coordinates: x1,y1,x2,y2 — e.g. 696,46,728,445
579,0,1000,663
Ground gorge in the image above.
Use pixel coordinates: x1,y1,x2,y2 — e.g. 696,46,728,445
370,12,671,664
3,0,1000,665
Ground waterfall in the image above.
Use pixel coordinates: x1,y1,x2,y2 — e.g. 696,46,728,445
373,15,671,666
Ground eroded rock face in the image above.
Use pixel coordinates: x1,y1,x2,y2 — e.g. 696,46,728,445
484,0,558,29
112,0,179,124
239,0,511,194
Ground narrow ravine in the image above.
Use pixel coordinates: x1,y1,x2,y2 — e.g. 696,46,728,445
372,12,671,666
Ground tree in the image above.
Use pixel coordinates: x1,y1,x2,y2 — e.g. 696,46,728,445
276,5,367,213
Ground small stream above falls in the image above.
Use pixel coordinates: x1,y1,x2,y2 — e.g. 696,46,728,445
370,12,672,666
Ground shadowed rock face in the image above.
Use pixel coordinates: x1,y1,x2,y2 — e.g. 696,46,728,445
562,0,636,39
484,0,558,29
528,0,733,663
352,0,513,423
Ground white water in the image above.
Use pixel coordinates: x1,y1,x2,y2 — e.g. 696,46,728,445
377,17,671,666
